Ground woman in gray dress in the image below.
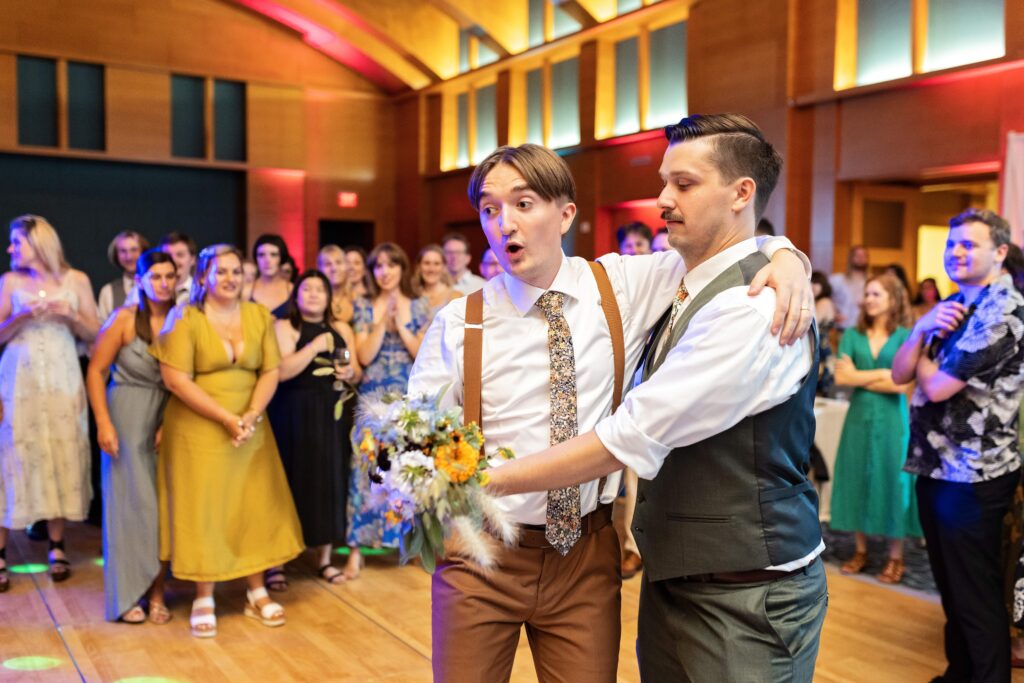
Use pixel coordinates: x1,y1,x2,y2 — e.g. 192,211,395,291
86,250,177,623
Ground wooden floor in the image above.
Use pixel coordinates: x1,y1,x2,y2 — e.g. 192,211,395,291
3,524,1023,682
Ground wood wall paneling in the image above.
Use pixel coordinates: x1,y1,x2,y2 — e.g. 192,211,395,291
105,67,170,159
837,74,1005,181
0,0,376,93
810,102,839,271
425,93,443,174
247,168,306,261
578,40,599,145
247,83,305,169
791,0,838,101
784,106,814,253
0,53,16,148
687,0,789,232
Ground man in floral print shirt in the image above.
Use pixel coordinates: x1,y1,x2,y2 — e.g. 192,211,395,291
894,208,1024,683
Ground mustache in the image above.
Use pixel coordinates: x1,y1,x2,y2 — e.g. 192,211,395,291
661,210,684,222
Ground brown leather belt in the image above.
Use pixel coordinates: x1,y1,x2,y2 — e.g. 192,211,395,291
516,504,613,549
679,560,815,584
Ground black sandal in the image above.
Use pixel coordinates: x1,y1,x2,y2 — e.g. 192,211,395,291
0,546,9,593
48,539,71,583
264,567,288,592
318,564,346,585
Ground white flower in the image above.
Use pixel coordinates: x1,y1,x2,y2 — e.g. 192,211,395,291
397,449,435,472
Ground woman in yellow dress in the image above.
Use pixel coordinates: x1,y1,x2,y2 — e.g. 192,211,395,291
151,244,303,638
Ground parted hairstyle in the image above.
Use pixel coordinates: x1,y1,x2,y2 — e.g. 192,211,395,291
133,249,177,344
252,234,293,277
366,242,416,299
158,231,197,257
285,269,337,330
9,214,69,276
856,273,912,335
107,230,151,270
413,244,454,294
663,113,782,221
190,244,245,309
616,222,653,247
467,144,576,210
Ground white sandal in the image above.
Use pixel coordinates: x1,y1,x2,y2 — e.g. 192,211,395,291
244,587,285,627
190,597,217,638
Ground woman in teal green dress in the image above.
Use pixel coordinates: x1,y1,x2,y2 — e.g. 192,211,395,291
832,273,920,584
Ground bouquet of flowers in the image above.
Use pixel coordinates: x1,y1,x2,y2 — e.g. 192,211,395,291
356,387,517,573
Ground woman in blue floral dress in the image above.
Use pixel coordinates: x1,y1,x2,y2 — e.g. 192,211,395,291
346,242,429,578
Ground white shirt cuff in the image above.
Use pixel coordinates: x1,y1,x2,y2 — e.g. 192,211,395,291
594,408,672,480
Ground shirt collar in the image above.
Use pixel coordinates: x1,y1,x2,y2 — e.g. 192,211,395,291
683,238,760,299
503,252,578,317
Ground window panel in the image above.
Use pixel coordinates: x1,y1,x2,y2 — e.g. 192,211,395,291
213,79,246,162
855,0,912,86
456,92,470,168
550,57,579,149
474,84,497,163
647,22,687,129
924,0,1004,72
459,30,471,73
526,68,544,145
67,62,105,151
529,0,545,47
478,41,499,68
614,37,640,136
17,56,58,147
617,0,643,14
553,5,582,39
171,75,205,158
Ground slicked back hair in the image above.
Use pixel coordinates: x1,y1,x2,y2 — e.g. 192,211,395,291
468,144,576,210
664,113,782,221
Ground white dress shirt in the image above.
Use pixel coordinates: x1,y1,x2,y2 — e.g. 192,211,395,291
828,271,865,329
409,238,805,526
97,273,136,325
175,275,193,306
594,238,823,569
453,270,487,295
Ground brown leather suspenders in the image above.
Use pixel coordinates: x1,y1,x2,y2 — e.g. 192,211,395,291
461,261,625,430
463,287,485,428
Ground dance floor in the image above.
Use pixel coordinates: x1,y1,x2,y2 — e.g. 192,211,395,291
3,523,1024,682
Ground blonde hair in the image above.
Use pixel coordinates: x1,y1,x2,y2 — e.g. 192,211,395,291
106,230,150,270
190,244,244,309
856,273,912,334
413,244,453,295
9,215,69,277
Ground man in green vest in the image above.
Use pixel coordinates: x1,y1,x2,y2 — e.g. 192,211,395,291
489,113,825,681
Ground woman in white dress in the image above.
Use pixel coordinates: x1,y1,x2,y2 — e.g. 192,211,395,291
0,215,100,590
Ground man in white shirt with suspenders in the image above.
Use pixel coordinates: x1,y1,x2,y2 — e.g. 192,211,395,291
488,116,826,681
408,142,813,682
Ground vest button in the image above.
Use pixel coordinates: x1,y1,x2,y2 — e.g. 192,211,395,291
633,527,643,534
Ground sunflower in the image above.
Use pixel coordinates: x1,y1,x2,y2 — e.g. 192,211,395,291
358,429,377,462
434,440,480,483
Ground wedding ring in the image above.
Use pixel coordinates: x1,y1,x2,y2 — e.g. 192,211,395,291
800,305,810,310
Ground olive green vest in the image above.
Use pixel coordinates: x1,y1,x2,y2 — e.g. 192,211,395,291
632,251,820,581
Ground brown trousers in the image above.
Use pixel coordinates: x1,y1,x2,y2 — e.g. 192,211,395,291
431,523,622,683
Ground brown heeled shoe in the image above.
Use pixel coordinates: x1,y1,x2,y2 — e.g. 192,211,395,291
877,558,905,584
840,551,868,574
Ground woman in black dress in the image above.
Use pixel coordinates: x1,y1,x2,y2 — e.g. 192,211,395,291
266,270,361,587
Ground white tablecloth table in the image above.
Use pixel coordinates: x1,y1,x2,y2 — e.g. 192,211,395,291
813,397,850,522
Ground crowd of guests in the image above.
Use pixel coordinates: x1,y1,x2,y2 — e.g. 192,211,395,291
1,204,1022,682
0,215,505,637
